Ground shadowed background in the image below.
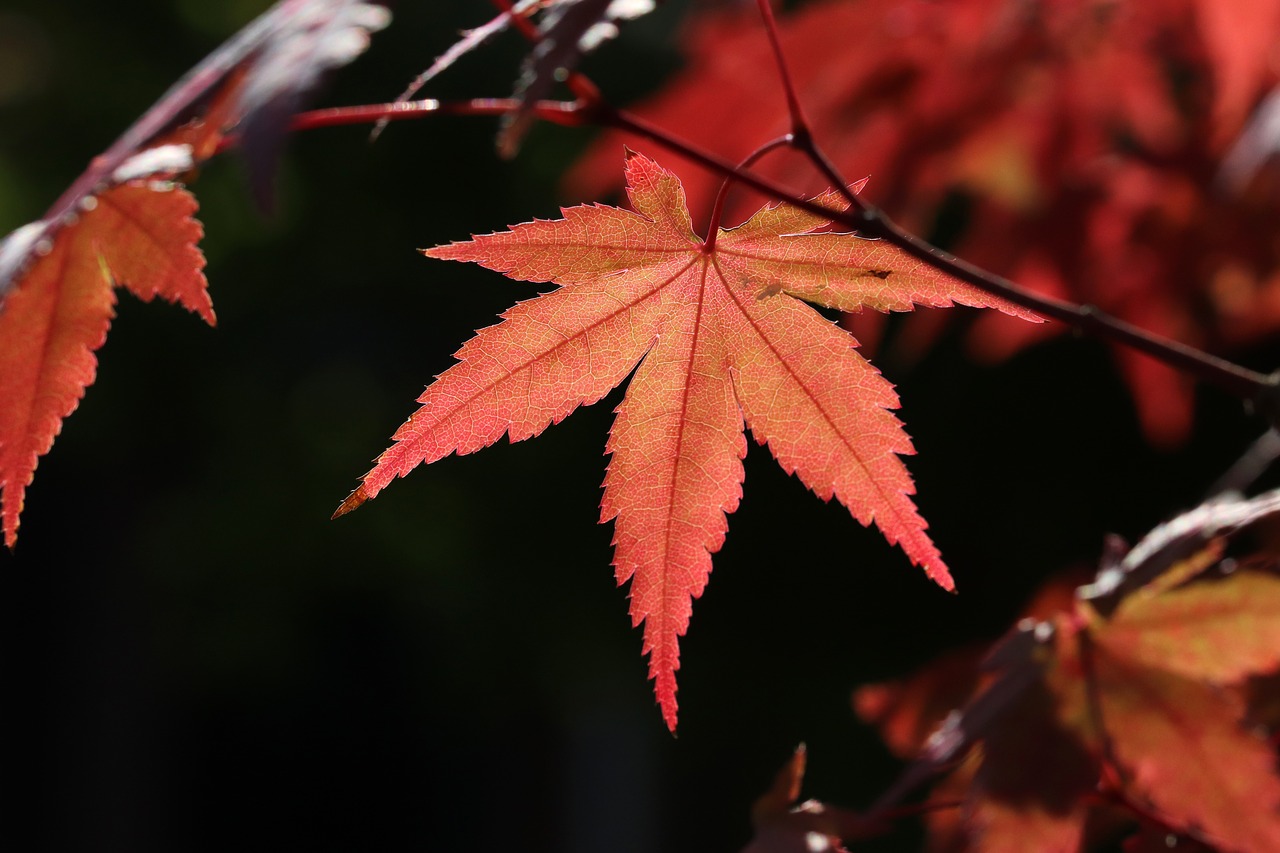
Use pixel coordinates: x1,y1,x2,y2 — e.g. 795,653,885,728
0,2,1268,850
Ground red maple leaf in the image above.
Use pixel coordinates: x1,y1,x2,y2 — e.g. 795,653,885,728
336,151,1036,729
1057,601,1280,853
0,0,392,547
0,181,213,548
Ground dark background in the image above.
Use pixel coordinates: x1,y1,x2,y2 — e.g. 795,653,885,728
0,2,1266,850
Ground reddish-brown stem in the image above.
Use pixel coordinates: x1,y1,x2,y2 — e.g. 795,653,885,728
754,0,866,212
289,97,585,134
755,0,810,138
702,134,793,251
274,86,1278,415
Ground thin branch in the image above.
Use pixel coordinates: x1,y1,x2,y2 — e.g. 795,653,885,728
754,0,863,213
1207,428,1280,497
754,0,810,138
702,134,793,250
290,96,585,134
601,103,1277,403
277,81,1278,416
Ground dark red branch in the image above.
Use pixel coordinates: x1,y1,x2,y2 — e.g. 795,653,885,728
290,97,584,133
754,0,810,139
278,83,1278,417
702,134,793,250
598,104,1277,404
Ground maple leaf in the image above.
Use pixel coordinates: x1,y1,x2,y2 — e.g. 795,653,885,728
968,678,1095,853
336,150,1036,730
1095,569,1280,683
0,180,212,548
1056,618,1280,853
0,0,391,547
855,487,1280,851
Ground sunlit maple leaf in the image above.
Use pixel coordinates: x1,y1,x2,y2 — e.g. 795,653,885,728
0,181,213,548
336,150,1036,729
0,0,392,547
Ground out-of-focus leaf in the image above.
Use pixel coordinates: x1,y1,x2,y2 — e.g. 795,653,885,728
498,0,655,157
1085,641,1280,852
967,680,1095,853
571,0,1280,445
739,746,857,853
1098,570,1280,683
236,0,391,208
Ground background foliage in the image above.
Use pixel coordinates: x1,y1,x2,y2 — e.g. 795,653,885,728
0,1,1271,850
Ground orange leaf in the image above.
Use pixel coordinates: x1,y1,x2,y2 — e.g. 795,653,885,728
1098,570,1280,684
571,0,1280,446
1063,633,1280,852
0,181,212,547
338,151,1036,730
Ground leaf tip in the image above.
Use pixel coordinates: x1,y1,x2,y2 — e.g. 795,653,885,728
332,484,370,519
2,493,21,550
657,678,680,734
934,570,957,594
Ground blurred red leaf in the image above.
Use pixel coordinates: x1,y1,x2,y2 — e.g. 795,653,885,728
856,500,1280,852
572,0,1280,445
1097,570,1280,683
1059,620,1280,853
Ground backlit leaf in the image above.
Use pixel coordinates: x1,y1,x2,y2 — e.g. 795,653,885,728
0,182,212,547
337,151,1036,729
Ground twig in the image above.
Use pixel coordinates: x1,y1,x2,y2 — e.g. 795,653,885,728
289,97,585,134
275,18,1280,419
702,134,793,251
